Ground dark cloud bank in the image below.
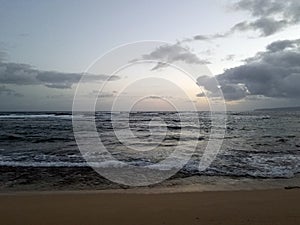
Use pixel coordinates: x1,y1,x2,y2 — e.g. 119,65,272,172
178,0,300,102
0,60,119,96
198,39,300,101
185,0,300,42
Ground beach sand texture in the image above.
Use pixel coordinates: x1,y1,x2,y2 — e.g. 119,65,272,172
0,189,299,225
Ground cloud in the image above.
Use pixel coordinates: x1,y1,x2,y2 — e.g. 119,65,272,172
0,51,7,61
197,39,300,101
233,0,300,22
219,83,249,101
146,95,161,99
44,83,73,89
183,32,231,42
144,95,174,100
0,85,23,97
231,18,288,36
266,39,300,52
133,43,210,70
223,54,236,61
0,61,120,89
185,0,300,43
85,90,115,98
230,0,300,37
196,92,206,97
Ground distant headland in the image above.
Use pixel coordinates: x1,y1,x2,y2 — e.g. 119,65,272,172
255,106,300,111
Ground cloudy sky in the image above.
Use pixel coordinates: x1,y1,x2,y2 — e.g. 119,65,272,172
0,0,300,111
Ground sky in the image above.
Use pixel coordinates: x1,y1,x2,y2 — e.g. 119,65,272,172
0,0,300,111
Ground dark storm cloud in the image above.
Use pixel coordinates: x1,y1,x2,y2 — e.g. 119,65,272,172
134,43,210,70
197,39,300,101
0,61,120,89
219,84,249,101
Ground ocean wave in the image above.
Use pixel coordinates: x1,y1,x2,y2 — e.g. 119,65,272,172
0,114,71,119
0,113,86,119
0,111,300,180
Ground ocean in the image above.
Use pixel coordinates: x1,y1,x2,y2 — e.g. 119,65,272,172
0,111,299,191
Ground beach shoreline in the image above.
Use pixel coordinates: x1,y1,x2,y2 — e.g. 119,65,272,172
1,166,300,193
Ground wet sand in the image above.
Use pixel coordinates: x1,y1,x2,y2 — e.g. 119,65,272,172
0,189,299,225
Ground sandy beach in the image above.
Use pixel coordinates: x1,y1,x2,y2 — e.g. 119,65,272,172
0,188,299,225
